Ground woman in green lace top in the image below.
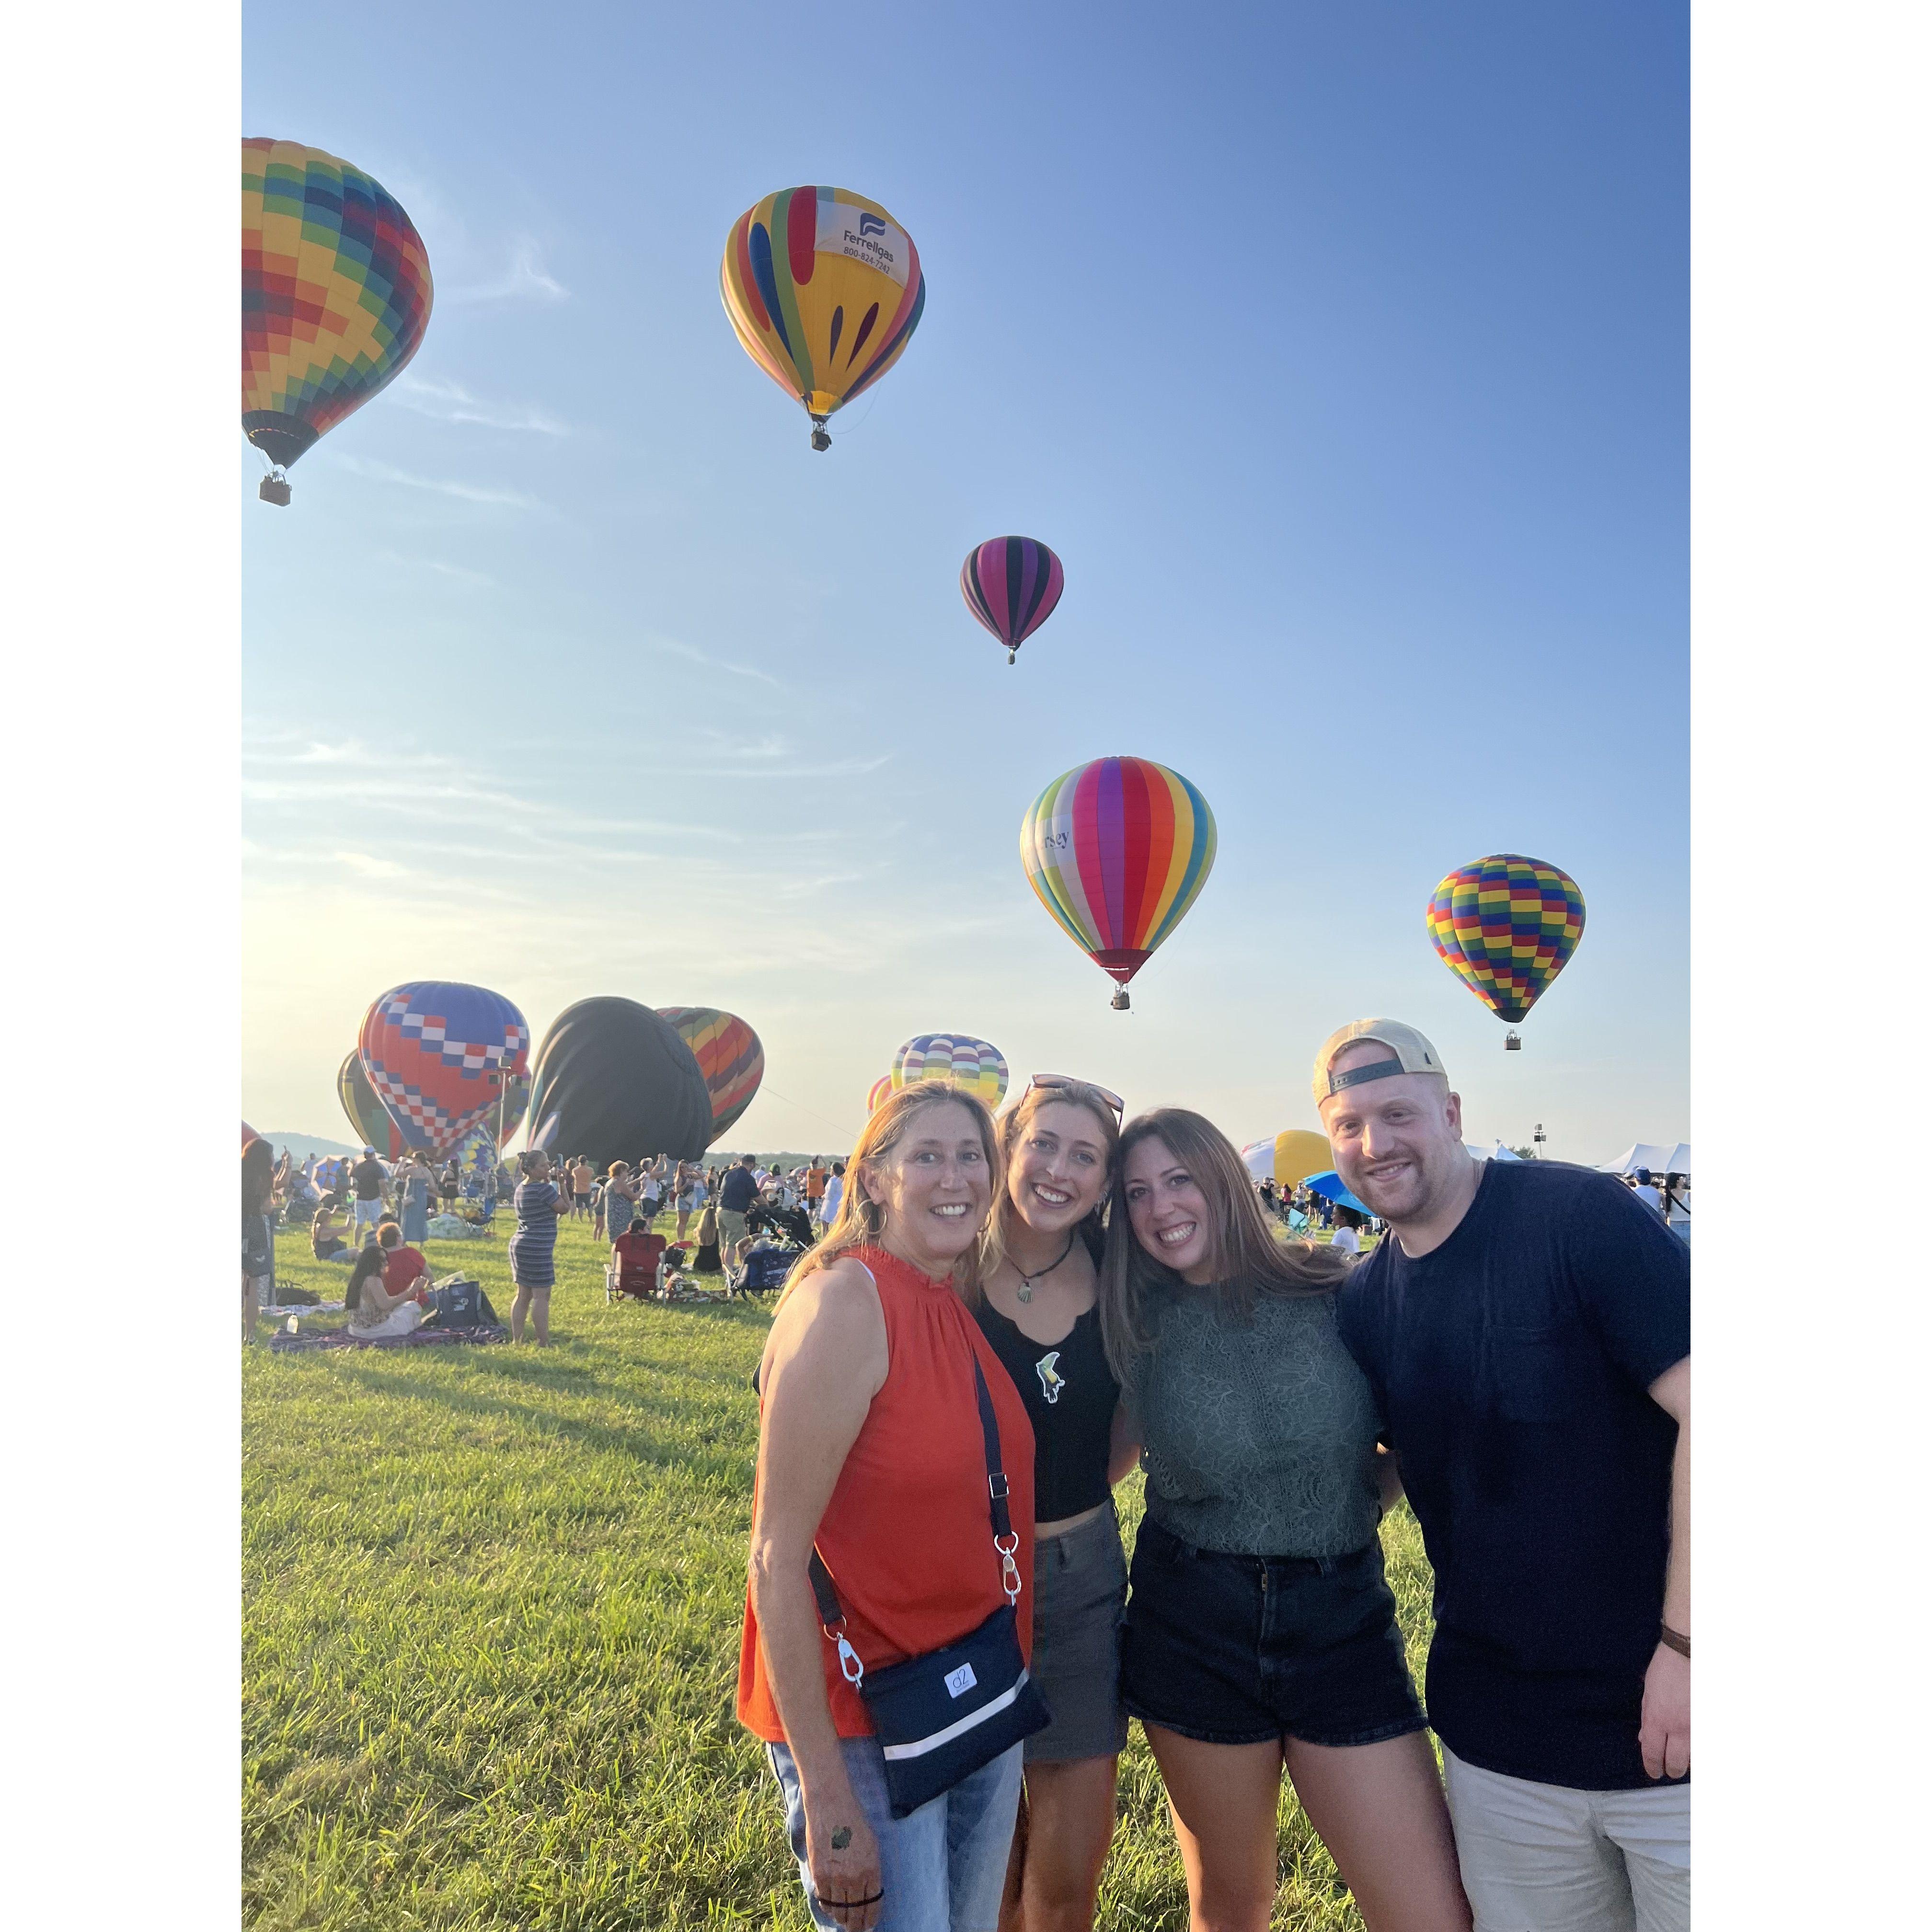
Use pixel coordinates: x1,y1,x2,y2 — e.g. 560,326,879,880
1103,1108,1469,1932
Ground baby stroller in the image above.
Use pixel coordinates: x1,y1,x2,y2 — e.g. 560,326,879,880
728,1238,805,1300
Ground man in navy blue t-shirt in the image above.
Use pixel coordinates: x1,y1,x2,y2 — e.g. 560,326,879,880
1314,1019,1690,1932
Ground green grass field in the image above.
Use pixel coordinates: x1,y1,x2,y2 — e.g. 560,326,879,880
244,1215,1435,1931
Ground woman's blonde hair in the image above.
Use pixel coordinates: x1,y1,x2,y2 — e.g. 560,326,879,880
971,1080,1122,1305
785,1082,1003,1301
1098,1107,1349,1385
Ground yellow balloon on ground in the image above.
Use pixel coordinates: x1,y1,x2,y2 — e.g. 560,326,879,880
721,186,926,449
1240,1129,1332,1187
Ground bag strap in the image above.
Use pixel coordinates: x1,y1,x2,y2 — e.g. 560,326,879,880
808,1355,1020,1689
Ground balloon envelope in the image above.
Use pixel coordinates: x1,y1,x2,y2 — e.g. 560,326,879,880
1240,1129,1332,1188
890,1035,1009,1112
1304,1170,1372,1216
357,981,530,1157
338,1050,404,1158
1020,757,1217,989
866,1074,893,1115
657,1007,766,1144
961,537,1065,663
1428,854,1586,1024
242,138,433,474
526,998,714,1168
720,186,925,440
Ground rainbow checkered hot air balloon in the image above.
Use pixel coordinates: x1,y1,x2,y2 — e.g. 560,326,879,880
720,186,925,450
657,1008,766,1145
891,1036,1009,1113
1020,758,1218,1010
962,537,1065,665
242,138,433,504
1428,854,1586,1045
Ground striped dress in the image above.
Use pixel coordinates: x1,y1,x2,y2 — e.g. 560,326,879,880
508,1180,561,1289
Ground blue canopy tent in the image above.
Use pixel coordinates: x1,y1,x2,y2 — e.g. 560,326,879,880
1303,1170,1371,1216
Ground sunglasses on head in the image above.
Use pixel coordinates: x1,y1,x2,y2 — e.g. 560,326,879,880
1023,1073,1125,1119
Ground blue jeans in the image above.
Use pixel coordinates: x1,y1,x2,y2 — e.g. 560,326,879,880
767,1735,1022,1932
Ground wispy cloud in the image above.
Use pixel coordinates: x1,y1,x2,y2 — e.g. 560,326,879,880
646,635,783,688
332,851,409,879
330,454,541,509
391,375,569,436
444,239,569,305
375,550,497,588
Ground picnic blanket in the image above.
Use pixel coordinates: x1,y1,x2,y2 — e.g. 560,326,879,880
267,1323,509,1353
260,1301,346,1316
426,1214,487,1240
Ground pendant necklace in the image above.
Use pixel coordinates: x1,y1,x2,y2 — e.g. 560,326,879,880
1014,1231,1079,1304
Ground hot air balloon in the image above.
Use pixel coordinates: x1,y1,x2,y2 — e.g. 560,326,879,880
890,1035,1009,1112
1240,1129,1333,1189
866,1075,893,1115
357,982,530,1156
454,1123,497,1196
961,537,1065,666
242,138,433,505
720,186,925,451
1428,854,1586,1049
338,1050,404,1158
657,1007,766,1145
526,998,713,1169
1020,757,1218,1010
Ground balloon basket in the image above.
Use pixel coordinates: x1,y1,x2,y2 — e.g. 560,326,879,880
1007,648,1017,666
1110,987,1131,1012
259,474,291,506
1505,1031,1521,1051
809,416,831,452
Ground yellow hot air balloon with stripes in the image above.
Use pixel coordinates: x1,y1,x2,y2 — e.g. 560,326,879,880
721,186,926,450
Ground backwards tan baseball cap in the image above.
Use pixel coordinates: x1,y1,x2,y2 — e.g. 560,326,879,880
1311,1019,1449,1108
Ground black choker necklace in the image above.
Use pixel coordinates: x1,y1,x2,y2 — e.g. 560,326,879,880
1013,1231,1079,1304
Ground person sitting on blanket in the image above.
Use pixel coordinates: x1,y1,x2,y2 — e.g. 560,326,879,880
611,1223,668,1299
310,1191,353,1262
377,1220,431,1304
345,1231,428,1340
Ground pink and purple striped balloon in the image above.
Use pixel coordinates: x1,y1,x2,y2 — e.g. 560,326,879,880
961,536,1065,665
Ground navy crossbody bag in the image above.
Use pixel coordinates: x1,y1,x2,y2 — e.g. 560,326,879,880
808,1357,1051,1817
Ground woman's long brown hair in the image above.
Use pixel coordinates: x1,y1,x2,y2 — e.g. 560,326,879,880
1098,1107,1348,1386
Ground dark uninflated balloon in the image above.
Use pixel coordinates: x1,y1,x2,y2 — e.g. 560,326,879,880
526,998,714,1167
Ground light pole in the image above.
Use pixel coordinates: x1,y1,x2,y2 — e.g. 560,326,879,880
1532,1123,1547,1159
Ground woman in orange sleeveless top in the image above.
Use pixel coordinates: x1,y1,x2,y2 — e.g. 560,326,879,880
740,1082,1036,1932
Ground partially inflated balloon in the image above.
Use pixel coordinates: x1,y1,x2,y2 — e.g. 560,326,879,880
1240,1129,1332,1188
891,1035,1009,1112
242,138,433,502
962,537,1065,666
721,186,925,449
657,1007,766,1144
867,1075,893,1115
1020,757,1217,1008
357,982,530,1157
526,998,713,1168
1428,855,1586,1031
454,1124,496,1193
338,1050,404,1158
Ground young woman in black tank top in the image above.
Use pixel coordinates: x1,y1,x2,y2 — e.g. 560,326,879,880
973,1077,1139,1932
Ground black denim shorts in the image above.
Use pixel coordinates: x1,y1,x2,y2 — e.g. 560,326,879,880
1120,1517,1426,1748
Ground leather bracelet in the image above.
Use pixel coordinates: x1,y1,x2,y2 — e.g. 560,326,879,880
1658,1622,1690,1659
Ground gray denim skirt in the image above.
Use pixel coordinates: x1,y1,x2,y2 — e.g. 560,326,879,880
1026,1499,1129,1763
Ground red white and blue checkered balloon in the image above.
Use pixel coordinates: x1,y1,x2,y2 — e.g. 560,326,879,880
357,981,531,1156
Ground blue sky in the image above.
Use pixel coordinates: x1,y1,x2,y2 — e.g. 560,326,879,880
242,0,1688,1162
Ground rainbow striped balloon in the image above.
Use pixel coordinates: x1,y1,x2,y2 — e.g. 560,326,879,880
242,139,433,487
1020,758,1217,1004
961,536,1065,665
657,1007,766,1145
866,1074,893,1115
720,185,925,448
1428,854,1586,1025
890,1035,1009,1112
